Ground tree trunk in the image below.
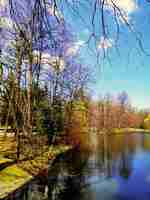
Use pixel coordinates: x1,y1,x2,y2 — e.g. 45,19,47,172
15,42,22,161
27,54,33,136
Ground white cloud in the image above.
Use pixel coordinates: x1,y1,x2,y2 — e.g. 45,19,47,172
118,14,130,24
105,0,137,14
97,37,113,50
0,17,13,29
65,40,85,56
0,0,7,8
47,4,64,21
105,0,137,23
76,40,85,46
32,51,65,71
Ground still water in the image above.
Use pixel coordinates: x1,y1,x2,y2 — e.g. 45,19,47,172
47,133,150,200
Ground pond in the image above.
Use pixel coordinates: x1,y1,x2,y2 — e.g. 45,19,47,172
22,133,150,200
47,133,150,200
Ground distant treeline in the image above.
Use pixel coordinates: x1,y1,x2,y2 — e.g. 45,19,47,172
88,92,150,131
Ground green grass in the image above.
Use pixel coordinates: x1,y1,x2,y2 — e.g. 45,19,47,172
0,144,72,198
0,157,13,165
0,165,32,199
19,144,72,176
113,128,150,134
0,131,72,198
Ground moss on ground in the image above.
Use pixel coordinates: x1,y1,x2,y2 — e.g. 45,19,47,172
0,136,16,159
0,134,72,199
0,145,71,198
0,165,32,199
0,157,13,165
19,145,71,176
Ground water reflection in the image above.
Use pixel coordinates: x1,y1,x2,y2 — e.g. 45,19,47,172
48,133,150,200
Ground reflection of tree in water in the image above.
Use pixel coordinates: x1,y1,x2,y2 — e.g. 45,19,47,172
48,134,139,199
119,136,134,179
83,133,113,180
58,176,83,200
99,134,134,180
119,148,132,180
101,134,113,178
48,148,89,200
87,133,114,179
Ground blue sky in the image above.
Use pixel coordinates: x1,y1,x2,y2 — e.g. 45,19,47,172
61,0,150,109
1,0,150,109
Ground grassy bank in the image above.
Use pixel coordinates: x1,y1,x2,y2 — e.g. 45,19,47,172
0,133,72,199
113,128,150,134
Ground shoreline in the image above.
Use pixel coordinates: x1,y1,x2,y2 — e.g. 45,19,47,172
113,128,150,134
0,144,72,199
